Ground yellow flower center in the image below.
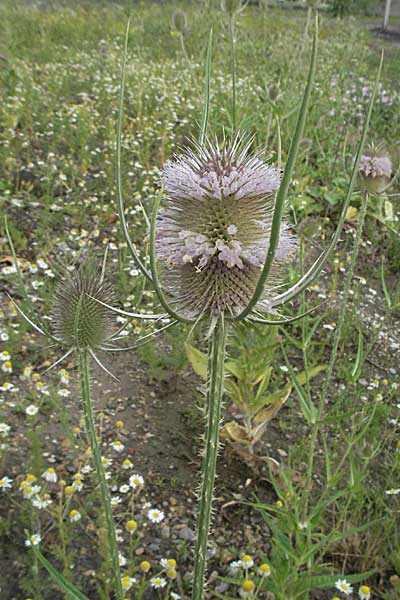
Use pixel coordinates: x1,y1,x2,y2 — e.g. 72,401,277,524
241,580,255,592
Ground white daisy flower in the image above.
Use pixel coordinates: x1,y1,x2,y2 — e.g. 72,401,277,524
42,468,58,483
69,509,81,522
119,484,130,494
121,576,136,591
119,553,127,567
111,440,125,453
240,554,254,568
147,508,164,523
359,585,371,599
0,423,11,435
150,577,167,589
385,488,400,495
0,476,12,490
25,533,42,547
129,474,144,489
335,579,354,595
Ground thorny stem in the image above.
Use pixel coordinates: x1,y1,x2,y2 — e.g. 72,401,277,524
78,351,124,600
302,192,370,522
192,317,227,600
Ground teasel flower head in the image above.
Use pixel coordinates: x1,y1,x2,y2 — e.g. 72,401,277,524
155,137,296,319
51,261,115,351
171,10,188,34
358,143,392,194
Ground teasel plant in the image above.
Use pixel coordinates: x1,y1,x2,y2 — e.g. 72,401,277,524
114,16,383,600
3,238,139,600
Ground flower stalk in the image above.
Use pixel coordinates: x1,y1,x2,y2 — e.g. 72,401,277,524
78,350,124,600
192,317,228,600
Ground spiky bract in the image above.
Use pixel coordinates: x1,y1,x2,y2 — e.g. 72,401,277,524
156,138,296,318
51,262,115,350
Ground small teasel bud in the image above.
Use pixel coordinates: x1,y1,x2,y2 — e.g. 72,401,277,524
221,0,242,16
171,10,188,34
51,260,115,351
358,143,392,194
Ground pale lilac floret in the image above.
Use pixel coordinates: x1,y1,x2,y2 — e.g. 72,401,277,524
359,154,392,179
156,137,296,317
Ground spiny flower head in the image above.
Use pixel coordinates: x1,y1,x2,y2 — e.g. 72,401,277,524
171,10,187,34
359,143,392,194
156,137,295,318
51,261,115,350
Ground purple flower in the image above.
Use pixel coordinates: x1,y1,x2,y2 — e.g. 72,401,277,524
359,147,392,194
156,138,296,318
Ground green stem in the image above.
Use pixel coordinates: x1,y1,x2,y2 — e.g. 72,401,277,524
78,351,124,600
229,15,236,132
303,191,369,518
192,317,227,600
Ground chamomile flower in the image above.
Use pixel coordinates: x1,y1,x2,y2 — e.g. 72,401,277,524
160,558,177,570
69,509,81,522
121,576,136,591
119,484,130,494
0,476,12,490
150,577,167,589
147,508,164,523
129,474,144,489
240,579,256,597
110,496,122,507
119,553,127,567
258,563,271,577
122,458,133,470
111,440,125,453
2,361,12,373
32,496,52,509
42,468,58,483
335,580,353,595
125,519,137,533
385,488,400,495
25,533,42,547
0,423,11,436
25,405,39,416
229,560,242,574
140,560,151,572
0,351,10,361
359,585,371,600
58,389,70,398
240,555,254,569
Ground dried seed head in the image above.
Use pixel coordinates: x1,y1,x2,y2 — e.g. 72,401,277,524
359,144,392,194
221,0,242,15
51,261,115,350
156,137,296,318
171,10,187,34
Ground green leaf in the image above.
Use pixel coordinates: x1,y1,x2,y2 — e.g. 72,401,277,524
185,342,208,380
31,545,89,600
350,329,364,382
295,568,378,596
252,384,292,424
